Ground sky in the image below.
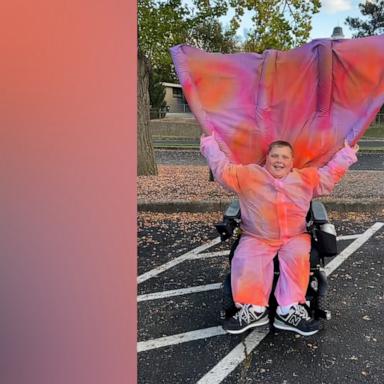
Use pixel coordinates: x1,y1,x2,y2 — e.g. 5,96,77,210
310,0,363,39
219,0,368,41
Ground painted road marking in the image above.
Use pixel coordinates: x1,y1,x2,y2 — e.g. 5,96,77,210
137,234,362,302
337,234,361,240
137,326,226,353
138,225,381,359
190,250,229,259
325,222,384,275
138,233,362,285
196,330,269,384
138,283,222,302
196,223,383,384
137,237,221,284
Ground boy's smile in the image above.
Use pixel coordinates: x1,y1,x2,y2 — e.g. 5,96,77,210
265,146,293,179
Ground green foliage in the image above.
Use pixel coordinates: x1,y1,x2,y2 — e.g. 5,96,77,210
232,0,321,53
138,0,190,80
139,0,234,81
149,72,166,108
138,0,320,79
345,0,384,37
187,18,241,53
138,0,320,173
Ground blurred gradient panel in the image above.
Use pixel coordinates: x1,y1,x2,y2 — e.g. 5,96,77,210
0,1,136,383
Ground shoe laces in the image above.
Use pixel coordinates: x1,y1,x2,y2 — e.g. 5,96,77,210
293,305,311,321
233,304,257,325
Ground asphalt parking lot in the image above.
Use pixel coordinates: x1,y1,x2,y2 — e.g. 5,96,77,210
137,212,384,384
154,150,384,170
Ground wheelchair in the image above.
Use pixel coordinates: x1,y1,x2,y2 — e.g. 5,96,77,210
215,200,337,325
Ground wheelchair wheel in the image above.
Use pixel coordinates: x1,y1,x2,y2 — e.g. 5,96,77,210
306,270,331,320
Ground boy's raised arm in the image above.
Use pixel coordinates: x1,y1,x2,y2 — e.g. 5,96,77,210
200,132,241,193
314,140,359,197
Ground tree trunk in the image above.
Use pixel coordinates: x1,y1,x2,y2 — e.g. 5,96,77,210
137,51,158,176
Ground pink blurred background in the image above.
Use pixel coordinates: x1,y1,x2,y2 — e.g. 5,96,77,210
0,1,136,382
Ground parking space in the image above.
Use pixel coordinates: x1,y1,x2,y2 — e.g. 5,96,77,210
138,214,384,383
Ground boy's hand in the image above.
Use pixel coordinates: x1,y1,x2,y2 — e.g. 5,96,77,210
201,130,215,139
344,139,359,153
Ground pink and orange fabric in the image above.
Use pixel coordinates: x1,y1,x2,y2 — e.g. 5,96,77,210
200,135,357,306
200,135,357,240
171,37,375,307
170,35,384,169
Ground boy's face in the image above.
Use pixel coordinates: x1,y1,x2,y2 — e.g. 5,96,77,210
265,145,293,179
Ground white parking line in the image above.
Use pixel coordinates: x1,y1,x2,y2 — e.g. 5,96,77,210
196,222,383,383
190,250,230,260
137,223,382,361
337,234,361,241
138,233,361,285
325,222,384,275
137,234,361,301
137,237,221,284
196,330,269,384
137,326,226,353
138,283,222,302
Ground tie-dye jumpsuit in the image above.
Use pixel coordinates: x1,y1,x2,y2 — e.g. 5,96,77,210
201,135,357,307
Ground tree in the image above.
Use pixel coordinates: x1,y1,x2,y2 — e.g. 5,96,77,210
138,0,230,175
139,0,321,78
233,0,321,53
149,75,166,110
138,0,192,79
138,0,192,175
149,71,166,117
187,18,241,53
137,0,320,175
137,51,158,176
345,1,384,124
345,0,384,37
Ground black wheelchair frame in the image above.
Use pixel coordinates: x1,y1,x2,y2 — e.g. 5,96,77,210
215,200,337,324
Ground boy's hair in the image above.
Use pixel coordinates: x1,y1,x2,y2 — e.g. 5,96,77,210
267,140,294,156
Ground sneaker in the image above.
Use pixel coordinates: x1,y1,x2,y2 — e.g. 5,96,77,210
223,304,269,334
273,304,319,336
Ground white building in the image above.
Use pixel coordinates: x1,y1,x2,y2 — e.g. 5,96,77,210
161,82,190,113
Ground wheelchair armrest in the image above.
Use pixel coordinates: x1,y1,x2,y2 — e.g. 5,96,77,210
307,201,338,257
215,200,241,242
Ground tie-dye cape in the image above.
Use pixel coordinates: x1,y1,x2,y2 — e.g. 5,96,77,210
170,35,384,168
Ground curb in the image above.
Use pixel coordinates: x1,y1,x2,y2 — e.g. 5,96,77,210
138,200,231,213
138,199,384,214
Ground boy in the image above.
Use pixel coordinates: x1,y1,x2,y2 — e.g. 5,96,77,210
201,133,358,336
